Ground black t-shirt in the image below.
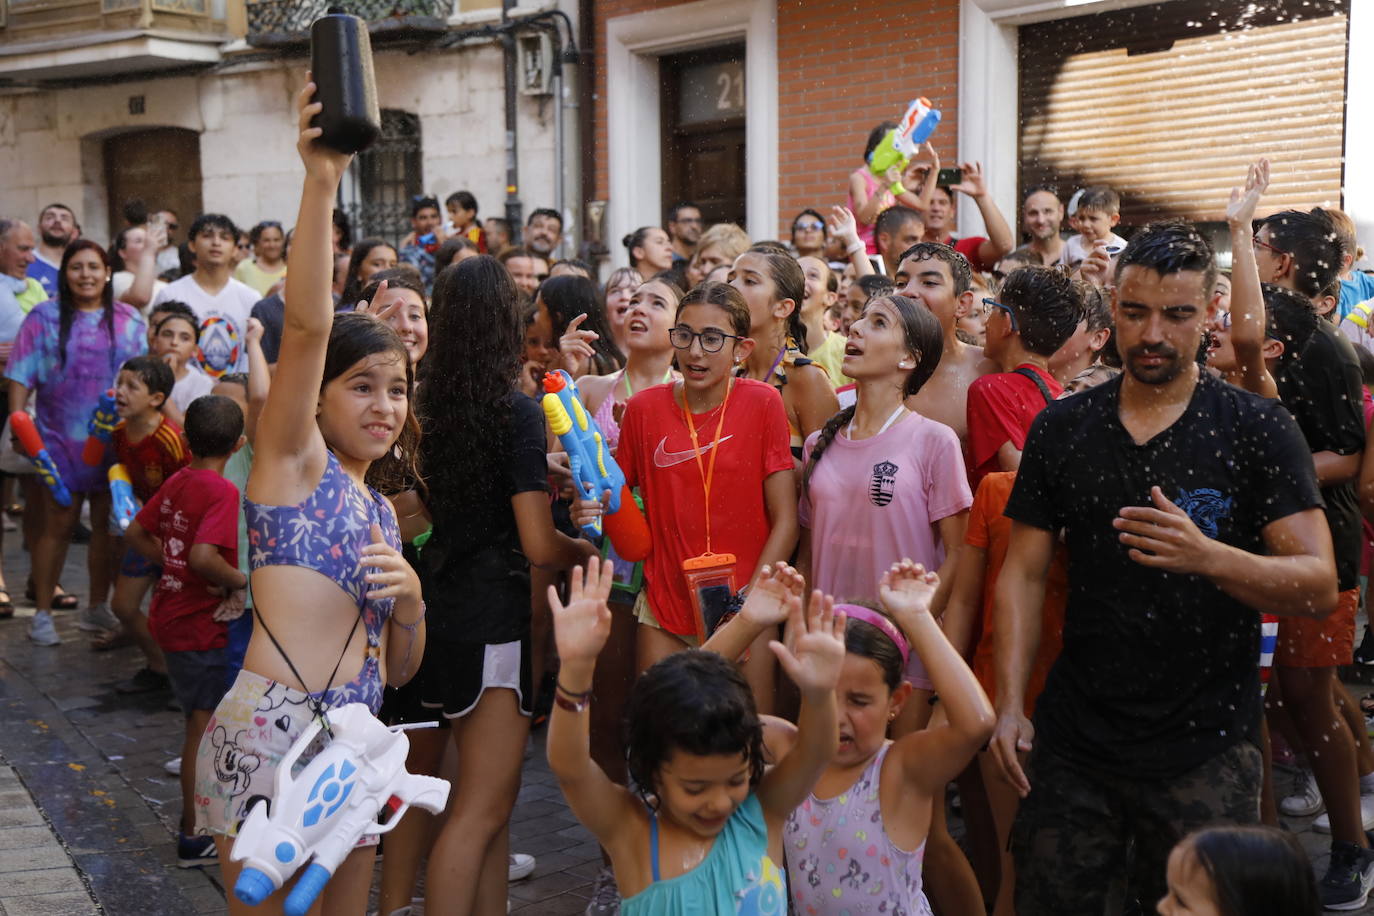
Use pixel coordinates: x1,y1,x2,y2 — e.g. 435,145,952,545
418,392,549,644
1006,371,1323,779
1273,320,1365,591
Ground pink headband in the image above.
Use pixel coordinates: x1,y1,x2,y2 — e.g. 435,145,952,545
835,604,910,668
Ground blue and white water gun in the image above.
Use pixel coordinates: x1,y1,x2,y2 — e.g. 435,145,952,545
231,704,449,915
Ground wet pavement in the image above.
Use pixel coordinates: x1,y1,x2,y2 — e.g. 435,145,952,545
0,524,1369,914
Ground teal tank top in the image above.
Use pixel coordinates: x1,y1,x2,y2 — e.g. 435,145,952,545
620,793,787,916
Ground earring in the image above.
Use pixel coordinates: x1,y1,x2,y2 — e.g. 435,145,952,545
898,360,911,369
393,443,402,460
888,711,896,721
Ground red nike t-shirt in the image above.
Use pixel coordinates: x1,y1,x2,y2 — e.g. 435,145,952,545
617,379,793,636
966,363,1062,491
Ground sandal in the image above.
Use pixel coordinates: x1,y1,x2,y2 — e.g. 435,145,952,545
26,579,79,610
0,589,13,619
91,627,133,652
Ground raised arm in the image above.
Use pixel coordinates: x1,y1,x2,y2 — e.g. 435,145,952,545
755,590,843,823
251,78,352,490
1226,159,1277,399
122,224,166,310
883,561,995,792
827,206,874,280
701,563,803,662
546,557,641,846
952,163,1014,266
243,316,269,446
988,521,1056,797
849,171,886,227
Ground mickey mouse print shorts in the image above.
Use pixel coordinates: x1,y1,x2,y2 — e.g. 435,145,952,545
193,668,380,845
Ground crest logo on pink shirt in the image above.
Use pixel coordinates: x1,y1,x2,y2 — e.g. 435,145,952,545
870,461,898,507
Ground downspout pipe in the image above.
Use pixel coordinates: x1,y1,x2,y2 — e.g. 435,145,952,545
502,0,522,242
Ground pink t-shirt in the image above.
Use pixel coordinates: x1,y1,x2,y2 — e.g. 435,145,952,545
800,412,972,685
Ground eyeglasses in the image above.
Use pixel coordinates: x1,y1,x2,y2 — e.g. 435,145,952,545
1252,235,1287,259
793,221,824,232
166,224,179,232
669,326,743,353
982,297,1018,331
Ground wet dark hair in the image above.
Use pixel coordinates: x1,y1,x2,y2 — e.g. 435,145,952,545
677,280,751,338
897,241,974,295
151,300,200,342
743,244,808,352
551,258,594,278
1080,282,1112,334
56,239,116,371
434,235,478,269
999,266,1085,356
120,355,175,405
857,274,895,300
624,650,765,810
1113,219,1217,301
1262,282,1319,360
410,195,440,218
1183,826,1319,916
875,206,924,253
538,274,624,374
188,213,239,243
341,238,399,308
419,255,523,521
863,121,897,163
803,294,942,497
445,190,478,213
1258,209,1345,300
322,311,420,495
332,209,352,249
667,201,700,224
622,227,663,270
1358,343,1374,389
359,266,428,314
184,394,244,458
844,608,906,691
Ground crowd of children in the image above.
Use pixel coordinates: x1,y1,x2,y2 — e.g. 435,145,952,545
5,82,1373,916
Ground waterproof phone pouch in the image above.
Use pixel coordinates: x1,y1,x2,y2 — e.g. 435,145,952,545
683,552,737,642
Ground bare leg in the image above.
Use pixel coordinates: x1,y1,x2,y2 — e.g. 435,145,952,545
425,689,529,916
979,748,1024,916
1278,666,1368,847
916,703,985,916
181,710,212,834
86,491,115,607
31,491,80,613
1335,680,1374,776
377,726,447,916
742,625,778,715
109,573,163,670
635,622,689,676
213,835,375,916
956,759,999,907
1260,717,1278,827
590,597,638,784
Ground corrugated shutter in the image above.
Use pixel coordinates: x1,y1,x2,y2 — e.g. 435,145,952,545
1019,0,1348,225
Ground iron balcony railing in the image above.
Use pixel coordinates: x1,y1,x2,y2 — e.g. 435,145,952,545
245,0,454,47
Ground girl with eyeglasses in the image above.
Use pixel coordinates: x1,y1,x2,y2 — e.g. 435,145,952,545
573,281,797,711
790,209,827,260
233,221,288,297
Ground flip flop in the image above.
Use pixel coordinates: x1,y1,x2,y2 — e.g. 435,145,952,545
91,628,133,652
0,589,13,619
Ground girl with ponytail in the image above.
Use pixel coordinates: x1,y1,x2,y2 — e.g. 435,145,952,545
730,245,839,459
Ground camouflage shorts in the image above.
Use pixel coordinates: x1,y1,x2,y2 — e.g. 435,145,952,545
1011,739,1261,916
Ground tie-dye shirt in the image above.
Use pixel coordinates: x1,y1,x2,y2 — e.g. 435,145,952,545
8,300,147,493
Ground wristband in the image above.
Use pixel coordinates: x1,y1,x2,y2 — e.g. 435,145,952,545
845,240,866,257
555,681,593,713
889,182,907,196
392,600,426,631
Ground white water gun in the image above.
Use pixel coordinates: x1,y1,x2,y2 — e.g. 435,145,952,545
230,703,449,915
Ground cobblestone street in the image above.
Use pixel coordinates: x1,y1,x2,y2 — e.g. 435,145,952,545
0,528,1369,914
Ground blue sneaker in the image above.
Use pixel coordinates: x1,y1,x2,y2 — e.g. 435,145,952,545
28,611,59,647
177,832,218,868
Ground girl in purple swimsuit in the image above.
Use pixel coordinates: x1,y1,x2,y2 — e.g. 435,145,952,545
194,79,427,915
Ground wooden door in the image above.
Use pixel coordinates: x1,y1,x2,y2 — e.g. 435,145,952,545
104,128,204,242
661,45,747,228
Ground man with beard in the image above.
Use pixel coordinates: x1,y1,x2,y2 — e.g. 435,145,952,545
524,208,563,261
1014,187,1066,266
28,203,78,297
666,201,702,267
989,220,1338,915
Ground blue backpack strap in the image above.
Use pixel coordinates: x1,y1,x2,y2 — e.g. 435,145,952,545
648,809,661,883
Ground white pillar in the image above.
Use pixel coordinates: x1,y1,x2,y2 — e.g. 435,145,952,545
1345,1,1373,268
957,0,1019,241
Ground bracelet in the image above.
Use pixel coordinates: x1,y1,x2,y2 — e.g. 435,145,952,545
556,680,592,700
845,240,866,257
392,600,426,631
554,687,592,713
889,182,907,195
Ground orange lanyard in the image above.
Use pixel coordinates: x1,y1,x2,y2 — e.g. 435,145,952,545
679,378,733,555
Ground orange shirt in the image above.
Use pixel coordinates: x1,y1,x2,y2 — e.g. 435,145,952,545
966,471,1068,718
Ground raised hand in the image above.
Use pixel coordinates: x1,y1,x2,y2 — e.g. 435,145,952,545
1078,241,1113,288
739,563,804,629
770,589,846,698
950,161,988,199
549,555,615,667
559,313,599,379
878,559,939,632
826,206,860,249
295,75,353,185
354,279,401,322
1226,158,1271,228
244,316,265,347
359,522,421,604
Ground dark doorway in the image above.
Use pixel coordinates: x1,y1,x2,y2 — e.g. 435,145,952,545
104,128,203,243
661,44,746,228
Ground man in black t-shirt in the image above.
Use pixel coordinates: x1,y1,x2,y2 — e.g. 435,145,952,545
990,221,1338,915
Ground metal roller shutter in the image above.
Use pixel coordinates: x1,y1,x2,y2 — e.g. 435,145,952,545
1019,0,1348,226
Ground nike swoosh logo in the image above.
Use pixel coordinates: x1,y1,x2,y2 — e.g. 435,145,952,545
653,435,734,468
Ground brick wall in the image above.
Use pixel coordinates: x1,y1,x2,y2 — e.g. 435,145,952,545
591,0,963,239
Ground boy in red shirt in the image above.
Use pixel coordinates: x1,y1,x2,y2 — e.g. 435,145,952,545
127,394,245,867
966,267,1083,489
97,357,190,692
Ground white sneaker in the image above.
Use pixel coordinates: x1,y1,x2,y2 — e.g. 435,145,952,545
1313,787,1374,834
509,852,535,882
163,757,181,776
28,611,60,647
76,603,118,633
1281,769,1324,817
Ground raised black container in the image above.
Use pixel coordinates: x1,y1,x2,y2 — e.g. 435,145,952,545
309,7,381,154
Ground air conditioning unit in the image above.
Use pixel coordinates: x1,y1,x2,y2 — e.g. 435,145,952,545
518,32,554,96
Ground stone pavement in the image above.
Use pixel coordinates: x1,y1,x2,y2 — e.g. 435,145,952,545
0,526,1369,914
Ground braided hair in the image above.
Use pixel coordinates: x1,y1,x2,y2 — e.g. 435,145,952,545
802,294,942,497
